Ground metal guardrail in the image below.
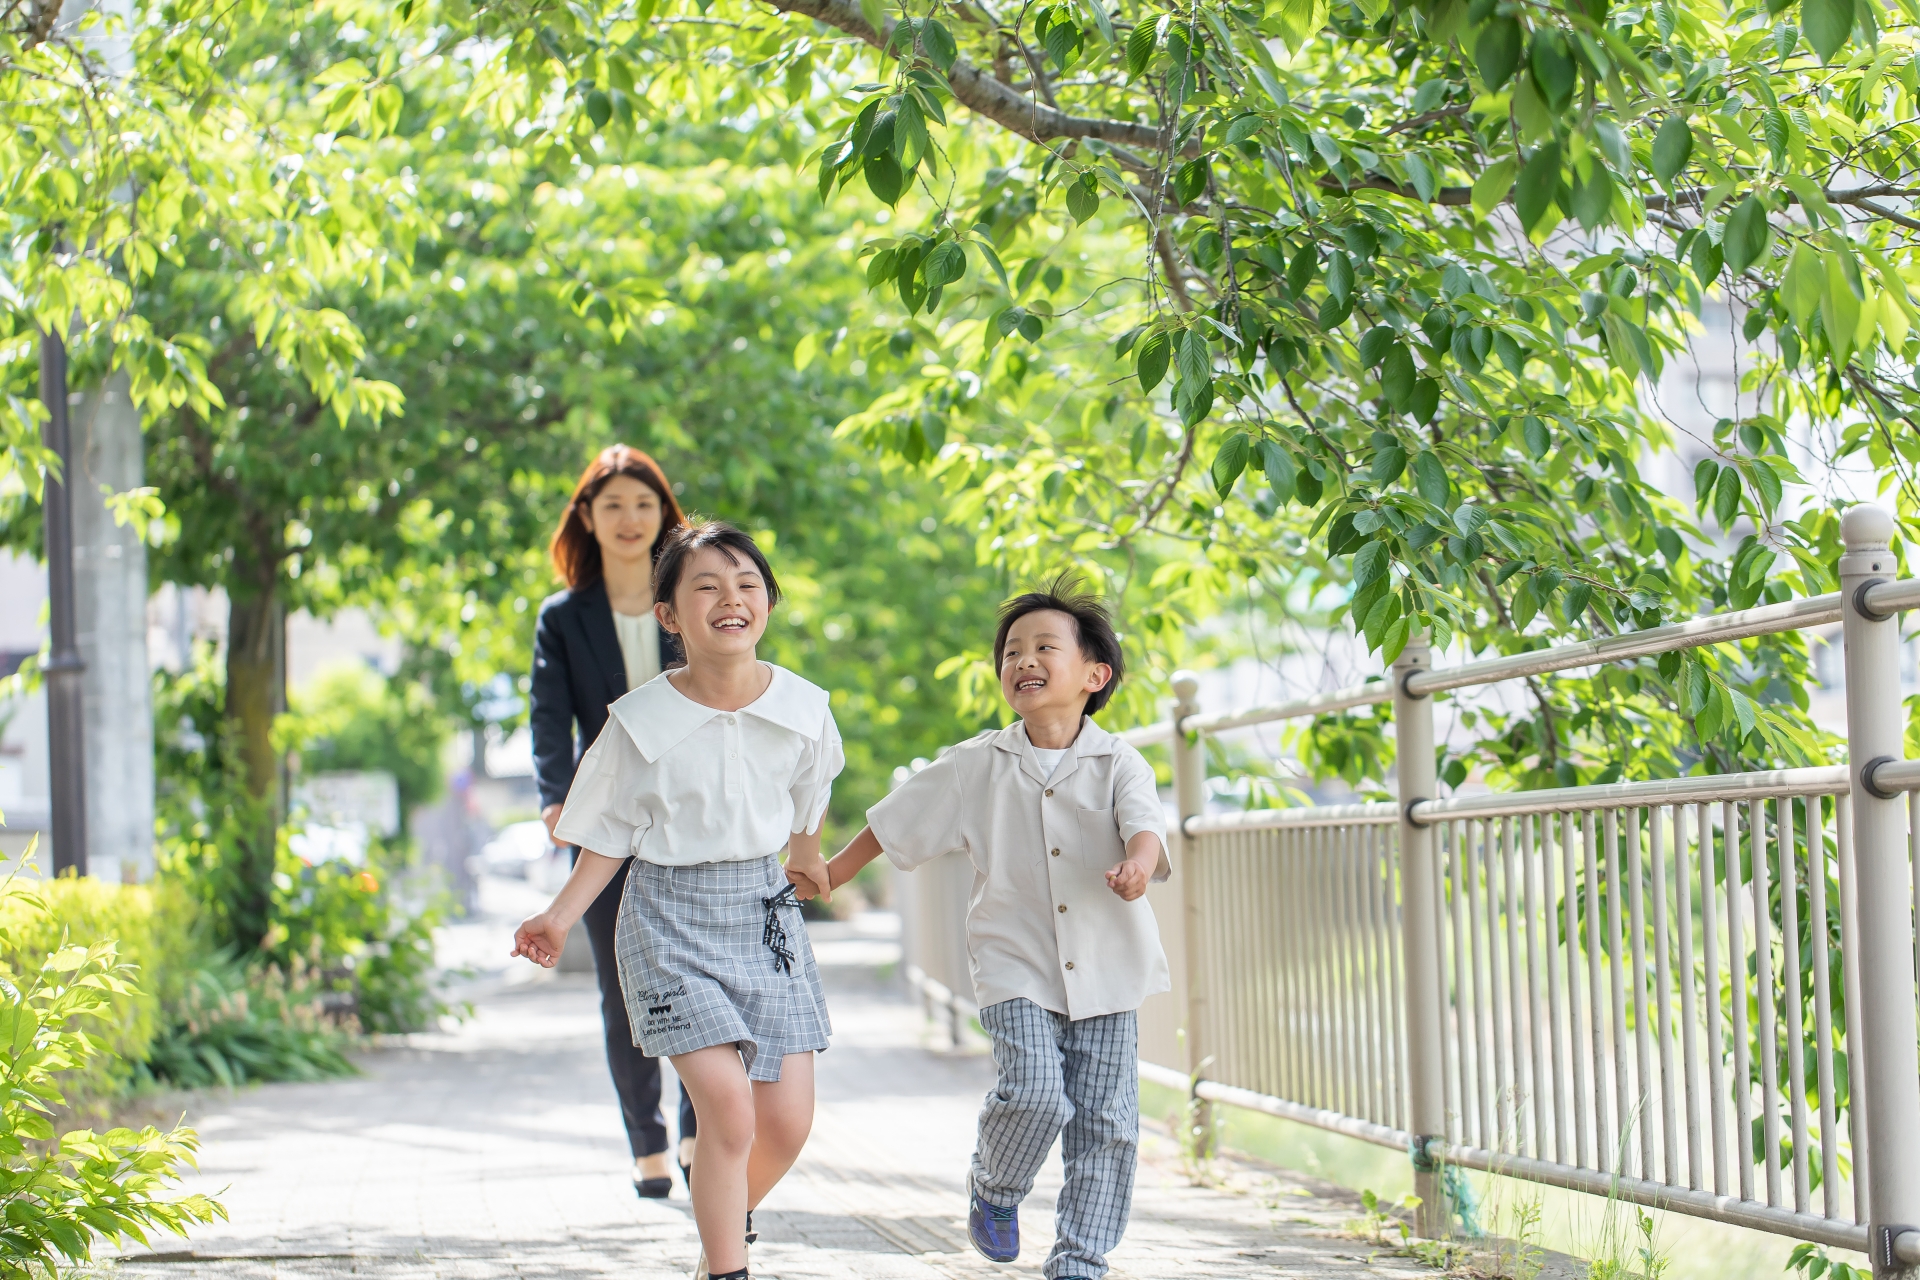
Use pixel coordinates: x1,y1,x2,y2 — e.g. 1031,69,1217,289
897,504,1920,1262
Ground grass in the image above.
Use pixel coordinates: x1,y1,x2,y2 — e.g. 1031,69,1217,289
1138,1078,1843,1280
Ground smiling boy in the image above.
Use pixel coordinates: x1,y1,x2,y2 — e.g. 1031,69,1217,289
812,576,1169,1280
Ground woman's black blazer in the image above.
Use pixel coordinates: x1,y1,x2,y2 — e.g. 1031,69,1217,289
529,579,686,811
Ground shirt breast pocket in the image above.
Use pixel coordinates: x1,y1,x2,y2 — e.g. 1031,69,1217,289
1075,807,1126,871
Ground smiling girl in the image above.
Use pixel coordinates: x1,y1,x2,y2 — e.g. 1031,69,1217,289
513,520,840,1280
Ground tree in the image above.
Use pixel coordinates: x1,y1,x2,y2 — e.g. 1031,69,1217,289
467,0,1917,784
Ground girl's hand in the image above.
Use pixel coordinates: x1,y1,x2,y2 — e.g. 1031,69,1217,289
512,912,568,967
786,850,831,902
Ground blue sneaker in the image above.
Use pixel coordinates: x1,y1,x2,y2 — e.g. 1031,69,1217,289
968,1189,1020,1262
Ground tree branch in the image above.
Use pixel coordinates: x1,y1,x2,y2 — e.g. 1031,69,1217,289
761,0,1182,153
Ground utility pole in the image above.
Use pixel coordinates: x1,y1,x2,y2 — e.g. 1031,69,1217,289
41,327,87,877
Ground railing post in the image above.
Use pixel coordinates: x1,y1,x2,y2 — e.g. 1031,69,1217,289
1169,669,1211,1155
1394,631,1449,1238
1839,504,1920,1278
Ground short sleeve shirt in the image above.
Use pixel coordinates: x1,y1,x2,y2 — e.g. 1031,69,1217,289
868,718,1170,1021
554,663,843,866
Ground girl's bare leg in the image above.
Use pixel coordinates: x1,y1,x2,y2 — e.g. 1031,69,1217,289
672,1046,756,1274
746,1052,816,1208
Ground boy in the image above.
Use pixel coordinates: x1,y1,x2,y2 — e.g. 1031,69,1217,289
817,577,1169,1280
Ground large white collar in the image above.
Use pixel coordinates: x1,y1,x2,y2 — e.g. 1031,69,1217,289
610,663,830,763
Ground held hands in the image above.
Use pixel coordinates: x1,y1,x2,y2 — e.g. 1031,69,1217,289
511,912,569,967
785,848,831,902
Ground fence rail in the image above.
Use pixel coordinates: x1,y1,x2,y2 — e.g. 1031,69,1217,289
897,504,1920,1272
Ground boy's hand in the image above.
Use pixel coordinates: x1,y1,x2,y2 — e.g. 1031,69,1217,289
512,912,568,967
1105,859,1150,901
786,848,831,902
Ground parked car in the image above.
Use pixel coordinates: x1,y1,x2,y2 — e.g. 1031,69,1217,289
475,819,556,880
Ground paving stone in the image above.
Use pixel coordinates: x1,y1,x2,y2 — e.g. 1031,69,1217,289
105,927,1542,1280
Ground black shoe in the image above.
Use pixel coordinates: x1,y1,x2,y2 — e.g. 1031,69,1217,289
680,1159,693,1192
635,1176,673,1199
745,1210,757,1244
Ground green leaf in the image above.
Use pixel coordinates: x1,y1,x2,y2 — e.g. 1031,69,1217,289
1326,250,1355,305
1750,458,1785,513
920,18,959,69
1471,157,1518,217
1380,343,1416,409
1804,0,1855,61
1352,539,1390,586
1784,244,1826,324
1723,196,1771,275
1413,451,1449,504
1065,173,1101,223
1563,580,1594,623
1212,431,1252,495
585,89,612,130
1371,442,1409,483
1522,416,1551,458
922,240,966,290
1257,438,1297,501
1126,16,1159,76
1713,466,1742,528
1515,142,1562,233
1358,325,1396,368
1411,377,1440,424
1651,114,1693,188
1570,160,1614,232
1693,457,1720,501
1474,17,1524,91
1174,155,1212,205
1176,327,1211,385
1223,112,1264,146
1528,29,1576,110
864,153,906,205
859,0,887,36
1136,330,1172,392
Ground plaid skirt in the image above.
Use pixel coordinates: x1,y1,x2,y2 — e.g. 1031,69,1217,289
613,854,830,1082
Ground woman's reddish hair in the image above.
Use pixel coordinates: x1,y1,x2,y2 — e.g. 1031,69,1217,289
549,445,688,589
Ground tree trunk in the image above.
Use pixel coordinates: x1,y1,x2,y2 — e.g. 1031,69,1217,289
225,586,284,951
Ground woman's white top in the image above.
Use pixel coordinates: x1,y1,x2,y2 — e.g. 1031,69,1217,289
611,608,661,691
554,663,844,867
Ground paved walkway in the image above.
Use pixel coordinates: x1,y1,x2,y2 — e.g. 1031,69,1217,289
109,909,1531,1280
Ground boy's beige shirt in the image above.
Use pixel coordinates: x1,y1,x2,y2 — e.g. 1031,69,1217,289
869,718,1170,1021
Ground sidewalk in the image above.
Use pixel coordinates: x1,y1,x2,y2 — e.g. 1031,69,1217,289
109,907,1483,1280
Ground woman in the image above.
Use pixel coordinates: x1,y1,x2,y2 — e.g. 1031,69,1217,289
530,443,698,1197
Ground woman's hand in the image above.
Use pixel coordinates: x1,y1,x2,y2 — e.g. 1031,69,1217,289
512,912,569,967
541,803,564,842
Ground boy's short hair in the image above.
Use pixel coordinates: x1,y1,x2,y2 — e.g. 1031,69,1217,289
652,519,782,611
993,574,1125,716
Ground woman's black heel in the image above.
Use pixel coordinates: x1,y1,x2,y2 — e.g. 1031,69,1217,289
635,1176,673,1199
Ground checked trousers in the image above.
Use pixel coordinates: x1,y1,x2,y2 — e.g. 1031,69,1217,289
970,998,1139,1279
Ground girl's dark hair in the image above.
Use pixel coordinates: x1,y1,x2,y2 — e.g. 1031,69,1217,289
652,520,782,615
993,573,1125,716
549,444,688,589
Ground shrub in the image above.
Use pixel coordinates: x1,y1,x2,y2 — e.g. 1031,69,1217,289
139,953,355,1090
0,870,225,1279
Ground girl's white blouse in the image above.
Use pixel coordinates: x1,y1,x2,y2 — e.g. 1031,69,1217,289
554,663,843,867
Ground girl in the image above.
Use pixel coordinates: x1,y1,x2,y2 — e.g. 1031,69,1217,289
513,519,838,1280
529,443,696,1197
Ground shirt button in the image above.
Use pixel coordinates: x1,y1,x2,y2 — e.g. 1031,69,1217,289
1050,848,1060,857
1057,904,1067,913
1064,961,1075,970
727,716,737,725
1045,788,1054,797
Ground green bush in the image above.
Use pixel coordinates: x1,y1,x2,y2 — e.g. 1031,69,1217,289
0,873,225,1279
282,662,451,820
139,953,355,1090
267,846,457,1035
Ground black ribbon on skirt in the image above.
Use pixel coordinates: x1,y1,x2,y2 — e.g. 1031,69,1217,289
761,881,800,975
